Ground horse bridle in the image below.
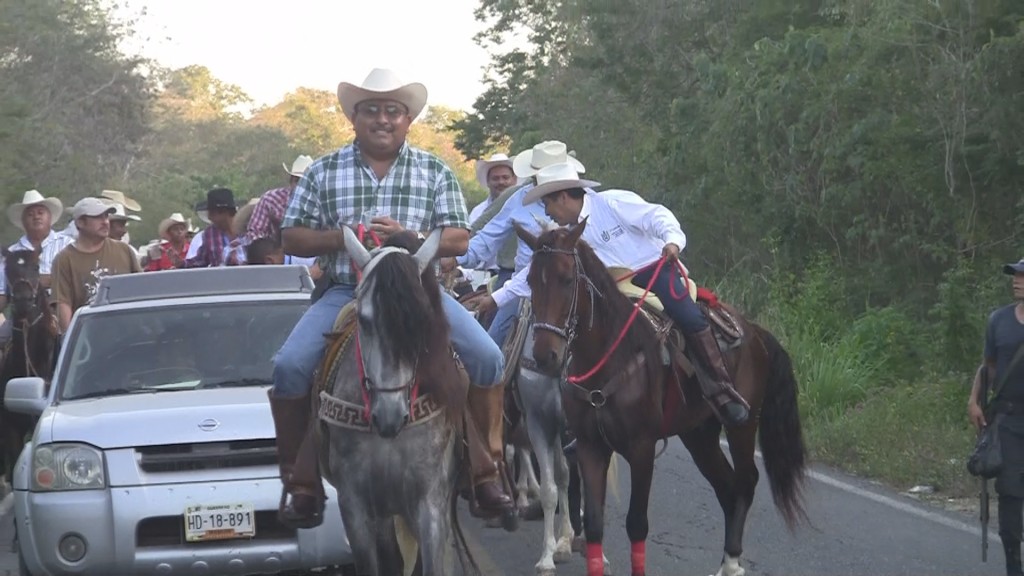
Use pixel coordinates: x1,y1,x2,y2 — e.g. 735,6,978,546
10,277,45,328
531,246,602,373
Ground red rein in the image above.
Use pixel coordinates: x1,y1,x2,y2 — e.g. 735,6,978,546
567,257,689,385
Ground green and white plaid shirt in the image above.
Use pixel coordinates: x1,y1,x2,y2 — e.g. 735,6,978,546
282,141,469,285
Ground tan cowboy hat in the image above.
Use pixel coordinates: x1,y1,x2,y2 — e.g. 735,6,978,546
7,190,63,229
337,68,428,122
521,163,600,205
232,198,260,237
99,190,141,212
512,141,586,178
105,200,142,222
158,212,189,240
475,153,517,189
283,155,314,177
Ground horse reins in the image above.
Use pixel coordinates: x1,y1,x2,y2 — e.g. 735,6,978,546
10,278,51,378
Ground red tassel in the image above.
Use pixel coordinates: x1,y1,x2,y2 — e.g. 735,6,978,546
586,542,604,576
696,286,720,309
631,540,646,576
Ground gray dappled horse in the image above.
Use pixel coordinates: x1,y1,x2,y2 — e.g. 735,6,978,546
317,228,476,576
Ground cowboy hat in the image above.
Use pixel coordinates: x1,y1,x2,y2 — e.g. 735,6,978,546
99,190,141,212
475,153,517,189
158,212,189,240
512,141,586,178
521,163,600,205
337,68,428,122
7,190,63,229
232,198,261,238
205,187,236,212
105,201,142,222
283,155,314,177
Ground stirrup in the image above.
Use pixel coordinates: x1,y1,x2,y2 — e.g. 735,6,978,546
278,488,325,530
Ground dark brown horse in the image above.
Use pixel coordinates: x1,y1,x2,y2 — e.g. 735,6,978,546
0,248,60,482
515,222,807,576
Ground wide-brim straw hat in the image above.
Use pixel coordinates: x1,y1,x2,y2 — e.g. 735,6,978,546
513,141,586,178
522,163,601,205
7,190,63,229
337,68,428,122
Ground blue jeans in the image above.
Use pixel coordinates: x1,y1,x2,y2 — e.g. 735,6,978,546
272,284,505,398
486,270,517,347
632,263,708,334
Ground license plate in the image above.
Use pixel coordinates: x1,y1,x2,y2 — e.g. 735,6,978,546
184,503,256,542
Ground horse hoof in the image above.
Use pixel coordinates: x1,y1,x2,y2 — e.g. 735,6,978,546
501,508,520,532
553,549,572,563
572,535,585,553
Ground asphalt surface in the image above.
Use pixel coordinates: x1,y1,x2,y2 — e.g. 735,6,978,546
0,442,1007,575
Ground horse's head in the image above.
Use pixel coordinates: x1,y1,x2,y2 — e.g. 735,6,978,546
515,217,591,375
2,247,43,318
343,226,443,438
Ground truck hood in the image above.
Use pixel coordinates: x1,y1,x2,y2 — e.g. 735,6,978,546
45,386,276,449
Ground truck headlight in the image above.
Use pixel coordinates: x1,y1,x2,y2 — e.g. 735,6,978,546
32,444,105,491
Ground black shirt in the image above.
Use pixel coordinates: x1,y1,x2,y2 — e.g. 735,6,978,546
985,304,1024,401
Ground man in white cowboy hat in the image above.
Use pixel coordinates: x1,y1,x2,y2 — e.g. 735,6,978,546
269,67,513,529
441,141,587,349
105,201,142,246
455,153,519,288
52,198,141,332
0,190,73,343
508,162,751,429
144,213,191,271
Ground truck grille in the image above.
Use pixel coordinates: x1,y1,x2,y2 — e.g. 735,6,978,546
137,439,278,473
136,511,295,547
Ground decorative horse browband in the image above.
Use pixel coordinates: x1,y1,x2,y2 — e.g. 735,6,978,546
318,391,443,432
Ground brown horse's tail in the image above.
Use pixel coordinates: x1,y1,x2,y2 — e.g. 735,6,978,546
755,324,809,530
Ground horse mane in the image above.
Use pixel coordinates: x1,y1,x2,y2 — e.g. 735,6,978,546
374,232,465,416
535,228,663,387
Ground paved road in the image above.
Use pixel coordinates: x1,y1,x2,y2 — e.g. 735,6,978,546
0,442,1007,575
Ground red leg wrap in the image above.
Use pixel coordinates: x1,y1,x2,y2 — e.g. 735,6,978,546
586,542,604,576
631,540,646,576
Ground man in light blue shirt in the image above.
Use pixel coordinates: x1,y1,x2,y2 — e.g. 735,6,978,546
442,141,586,348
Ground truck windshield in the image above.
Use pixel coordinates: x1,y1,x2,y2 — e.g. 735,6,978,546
59,300,307,400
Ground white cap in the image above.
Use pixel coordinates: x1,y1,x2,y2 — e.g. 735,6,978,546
72,197,117,220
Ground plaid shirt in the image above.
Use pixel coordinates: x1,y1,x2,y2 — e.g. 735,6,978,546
185,226,236,268
282,141,469,285
245,186,291,243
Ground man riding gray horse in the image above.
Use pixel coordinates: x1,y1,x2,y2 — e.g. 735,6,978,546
268,67,515,530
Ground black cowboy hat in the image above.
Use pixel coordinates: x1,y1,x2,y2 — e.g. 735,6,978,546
1004,258,1024,275
206,187,236,211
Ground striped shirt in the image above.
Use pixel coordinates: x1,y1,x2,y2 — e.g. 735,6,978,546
0,230,74,295
245,187,291,243
185,227,236,268
282,141,469,285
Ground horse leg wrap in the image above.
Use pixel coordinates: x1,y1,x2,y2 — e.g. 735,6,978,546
631,540,646,576
586,542,604,576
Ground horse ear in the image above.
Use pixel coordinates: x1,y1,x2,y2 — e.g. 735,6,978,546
342,226,371,270
514,223,539,251
413,228,443,274
567,216,588,245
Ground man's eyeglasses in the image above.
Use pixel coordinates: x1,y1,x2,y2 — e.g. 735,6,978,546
357,102,408,120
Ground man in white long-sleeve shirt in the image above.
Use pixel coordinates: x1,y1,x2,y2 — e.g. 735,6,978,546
508,162,750,429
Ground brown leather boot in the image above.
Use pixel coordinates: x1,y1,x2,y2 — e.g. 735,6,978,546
268,391,326,529
466,383,515,518
688,327,750,428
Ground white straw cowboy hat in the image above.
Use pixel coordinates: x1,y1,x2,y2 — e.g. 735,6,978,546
7,190,63,229
521,163,601,205
99,190,141,212
475,153,517,189
513,141,586,178
283,155,314,177
158,213,189,241
104,200,142,222
337,68,428,122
